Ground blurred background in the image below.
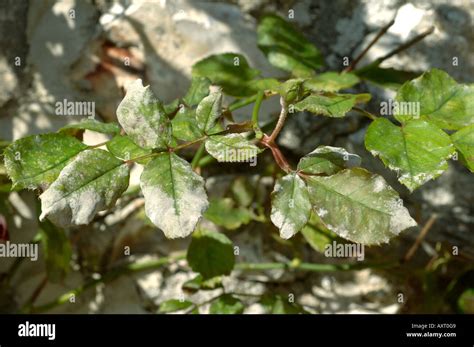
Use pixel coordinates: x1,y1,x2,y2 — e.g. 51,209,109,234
0,0,473,314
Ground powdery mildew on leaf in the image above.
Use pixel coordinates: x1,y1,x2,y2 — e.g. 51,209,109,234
116,79,171,149
365,118,455,191
297,145,361,175
270,173,311,239
395,69,474,130
140,153,208,238
205,134,260,162
306,168,417,245
196,91,222,133
39,149,130,227
4,133,87,190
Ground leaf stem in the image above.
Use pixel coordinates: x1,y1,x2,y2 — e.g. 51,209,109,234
352,106,378,121
252,90,265,133
191,143,206,169
267,97,288,144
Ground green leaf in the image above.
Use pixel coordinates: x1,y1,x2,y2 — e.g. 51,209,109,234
365,118,455,191
297,145,361,175
4,134,87,190
204,198,252,230
270,173,311,239
210,294,244,314
205,134,259,163
457,289,474,314
39,149,130,227
182,275,223,292
59,119,121,136
171,107,203,142
140,152,208,238
301,213,338,253
306,168,417,245
304,72,359,92
451,124,474,172
186,229,235,279
294,93,370,117
257,14,323,76
354,64,420,90
231,177,254,207
183,76,211,107
196,92,223,134
158,299,194,313
192,53,260,97
395,69,474,130
106,135,151,164
116,79,172,149
39,219,72,283
301,223,332,254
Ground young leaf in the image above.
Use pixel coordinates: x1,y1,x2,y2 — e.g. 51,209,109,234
183,76,211,107
451,124,474,172
210,294,244,314
39,149,130,227
186,229,235,279
297,145,361,175
257,14,323,76
304,72,360,92
116,79,171,149
140,152,208,238
59,119,121,136
365,118,455,191
395,69,474,130
270,173,311,239
196,92,223,134
39,220,72,283
192,53,260,97
306,168,417,245
158,299,194,313
204,198,252,230
294,93,370,117
205,134,260,163
106,135,151,164
4,134,87,190
275,79,307,103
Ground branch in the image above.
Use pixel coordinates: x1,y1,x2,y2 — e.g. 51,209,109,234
345,19,395,72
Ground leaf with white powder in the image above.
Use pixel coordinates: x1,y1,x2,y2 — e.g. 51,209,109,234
196,92,223,134
297,145,361,175
306,168,417,245
205,134,260,163
365,118,455,191
4,134,87,190
140,152,208,238
270,173,311,239
116,79,171,149
39,149,130,228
